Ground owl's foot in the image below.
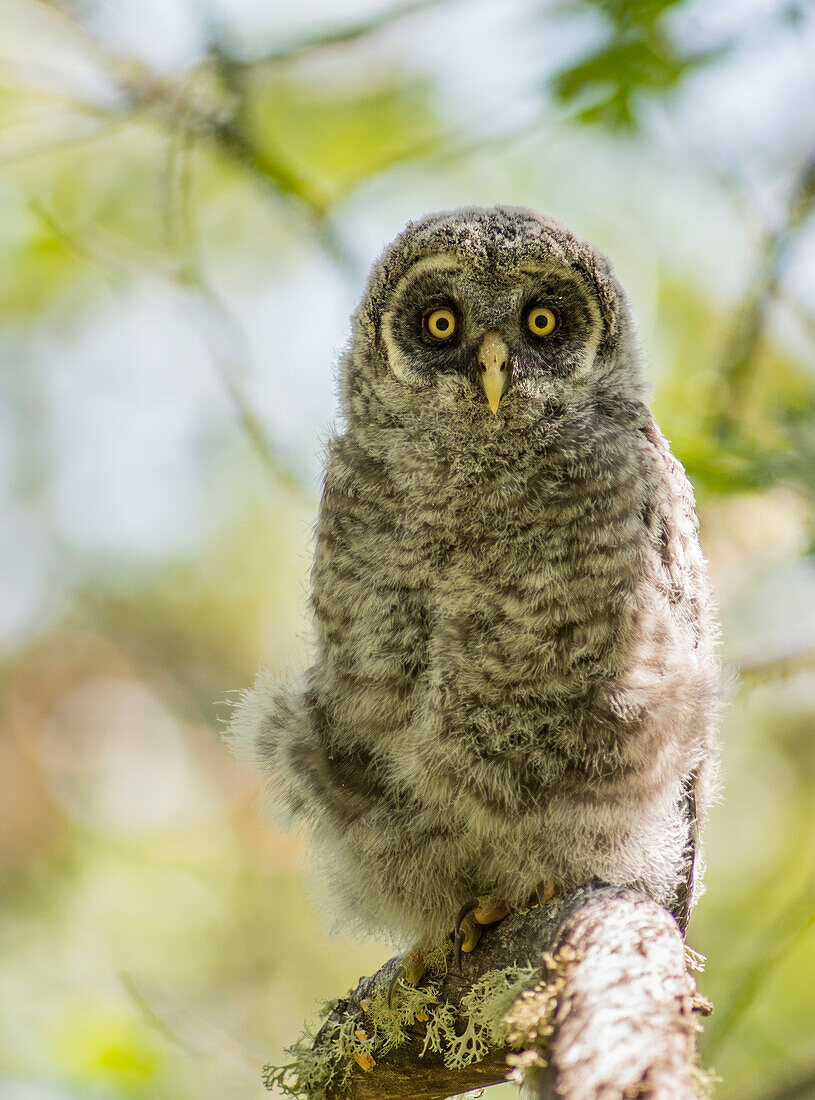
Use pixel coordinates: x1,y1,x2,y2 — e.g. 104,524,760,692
386,946,426,1009
452,884,560,969
454,893,510,970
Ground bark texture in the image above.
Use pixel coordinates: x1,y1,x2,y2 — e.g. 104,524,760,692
301,886,709,1100
530,889,704,1099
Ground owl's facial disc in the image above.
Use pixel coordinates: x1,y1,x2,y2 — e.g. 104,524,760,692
380,253,603,416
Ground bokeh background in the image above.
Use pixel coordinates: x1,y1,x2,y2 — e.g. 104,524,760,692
1,1,814,1097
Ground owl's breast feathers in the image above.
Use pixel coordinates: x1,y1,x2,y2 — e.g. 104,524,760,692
304,407,717,819
234,402,720,941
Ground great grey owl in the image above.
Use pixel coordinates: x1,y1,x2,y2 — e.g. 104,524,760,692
230,206,721,984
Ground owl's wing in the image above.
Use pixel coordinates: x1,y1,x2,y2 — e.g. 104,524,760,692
639,418,709,632
639,416,715,933
672,769,699,933
230,672,390,836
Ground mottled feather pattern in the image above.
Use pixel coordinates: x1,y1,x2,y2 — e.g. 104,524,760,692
230,207,722,949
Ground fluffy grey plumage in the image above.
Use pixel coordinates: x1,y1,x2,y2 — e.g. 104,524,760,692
230,206,722,951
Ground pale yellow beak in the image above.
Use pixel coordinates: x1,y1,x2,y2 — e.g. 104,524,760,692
478,330,510,415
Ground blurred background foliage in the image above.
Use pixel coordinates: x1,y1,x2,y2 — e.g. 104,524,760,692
1,0,814,1097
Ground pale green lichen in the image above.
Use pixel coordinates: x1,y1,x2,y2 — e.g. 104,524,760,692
263,1026,335,1098
462,963,542,1048
420,999,459,1059
691,1060,721,1100
367,977,443,1054
263,946,555,1096
440,1012,490,1069
431,959,568,1073
265,941,709,1100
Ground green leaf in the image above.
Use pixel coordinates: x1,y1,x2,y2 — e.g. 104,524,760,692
244,73,440,203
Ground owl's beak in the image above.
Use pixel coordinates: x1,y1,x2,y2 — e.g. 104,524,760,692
478,331,510,415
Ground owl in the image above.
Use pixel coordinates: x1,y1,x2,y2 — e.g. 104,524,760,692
230,206,721,990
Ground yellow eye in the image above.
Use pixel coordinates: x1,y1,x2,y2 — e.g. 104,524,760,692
527,305,559,337
424,307,457,340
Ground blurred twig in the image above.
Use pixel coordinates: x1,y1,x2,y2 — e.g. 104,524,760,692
22,0,124,67
189,277,314,499
215,0,450,68
738,647,815,687
713,150,815,438
15,0,358,274
115,69,358,272
0,109,129,166
121,971,263,1080
165,133,316,500
31,201,312,498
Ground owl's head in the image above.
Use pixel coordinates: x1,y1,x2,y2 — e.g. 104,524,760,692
346,206,645,431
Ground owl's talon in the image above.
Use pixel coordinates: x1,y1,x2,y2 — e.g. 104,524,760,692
453,898,479,970
387,947,426,1009
387,964,406,1010
459,913,483,954
454,917,482,970
455,898,479,929
454,894,509,968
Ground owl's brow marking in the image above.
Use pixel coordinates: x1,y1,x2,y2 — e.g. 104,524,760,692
402,254,462,278
381,255,463,380
386,254,463,305
516,262,587,288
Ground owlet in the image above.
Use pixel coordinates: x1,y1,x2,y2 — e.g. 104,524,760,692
230,206,721,986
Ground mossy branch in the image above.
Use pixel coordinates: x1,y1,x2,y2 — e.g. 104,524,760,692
267,885,713,1100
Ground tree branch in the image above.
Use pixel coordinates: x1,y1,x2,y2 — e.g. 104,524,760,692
18,0,358,272
217,0,450,68
31,203,312,497
270,886,710,1100
738,646,815,687
713,150,815,438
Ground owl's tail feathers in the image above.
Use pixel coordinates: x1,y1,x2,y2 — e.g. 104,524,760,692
225,669,309,827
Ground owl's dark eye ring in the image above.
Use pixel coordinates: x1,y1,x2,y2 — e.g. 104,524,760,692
526,304,561,338
423,306,457,341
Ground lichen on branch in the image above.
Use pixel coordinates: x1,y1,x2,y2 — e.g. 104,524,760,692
264,940,571,1097
262,887,712,1100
